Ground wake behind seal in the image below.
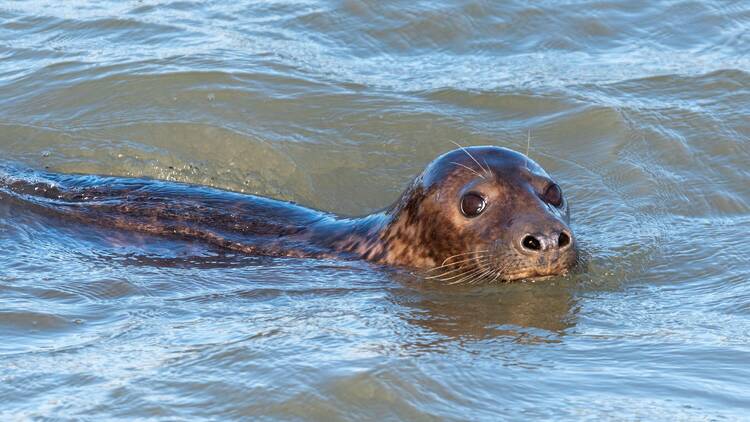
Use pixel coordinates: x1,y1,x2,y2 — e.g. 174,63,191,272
0,146,577,283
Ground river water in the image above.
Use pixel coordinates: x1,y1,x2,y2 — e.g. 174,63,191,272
1,1,749,420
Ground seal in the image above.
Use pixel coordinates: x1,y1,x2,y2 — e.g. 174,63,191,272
0,146,577,282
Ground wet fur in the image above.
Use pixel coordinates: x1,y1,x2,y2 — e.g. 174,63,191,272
0,147,577,282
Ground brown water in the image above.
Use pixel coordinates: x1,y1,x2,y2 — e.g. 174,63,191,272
1,1,749,420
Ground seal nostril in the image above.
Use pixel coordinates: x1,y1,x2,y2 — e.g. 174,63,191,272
522,235,541,251
558,232,570,248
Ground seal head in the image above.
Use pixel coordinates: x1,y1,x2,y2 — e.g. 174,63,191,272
370,146,577,282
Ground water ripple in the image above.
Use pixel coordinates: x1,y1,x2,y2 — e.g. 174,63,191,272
1,0,750,420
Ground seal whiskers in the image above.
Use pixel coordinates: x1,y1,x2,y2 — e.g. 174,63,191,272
449,162,485,180
450,140,492,178
444,266,487,285
424,250,490,280
428,250,490,270
460,256,497,286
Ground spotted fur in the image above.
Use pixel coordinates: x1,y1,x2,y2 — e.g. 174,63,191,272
0,146,577,282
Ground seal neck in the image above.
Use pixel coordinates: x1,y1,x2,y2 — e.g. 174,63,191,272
306,212,390,259
306,181,438,267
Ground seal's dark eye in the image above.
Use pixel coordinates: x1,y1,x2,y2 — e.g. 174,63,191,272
543,183,563,207
460,192,486,218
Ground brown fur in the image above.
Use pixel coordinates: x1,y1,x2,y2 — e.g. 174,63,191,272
318,146,577,281
0,146,577,282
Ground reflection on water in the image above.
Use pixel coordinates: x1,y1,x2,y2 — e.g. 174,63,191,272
392,278,577,344
2,0,750,420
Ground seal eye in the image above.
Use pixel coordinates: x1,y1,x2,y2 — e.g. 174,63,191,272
543,183,563,207
460,192,486,218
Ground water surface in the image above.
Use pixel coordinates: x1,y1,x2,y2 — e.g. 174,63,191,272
1,0,749,420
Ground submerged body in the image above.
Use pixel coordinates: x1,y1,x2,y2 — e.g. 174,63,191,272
0,146,577,282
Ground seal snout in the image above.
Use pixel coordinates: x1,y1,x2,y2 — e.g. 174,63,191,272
509,218,577,276
519,229,573,254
